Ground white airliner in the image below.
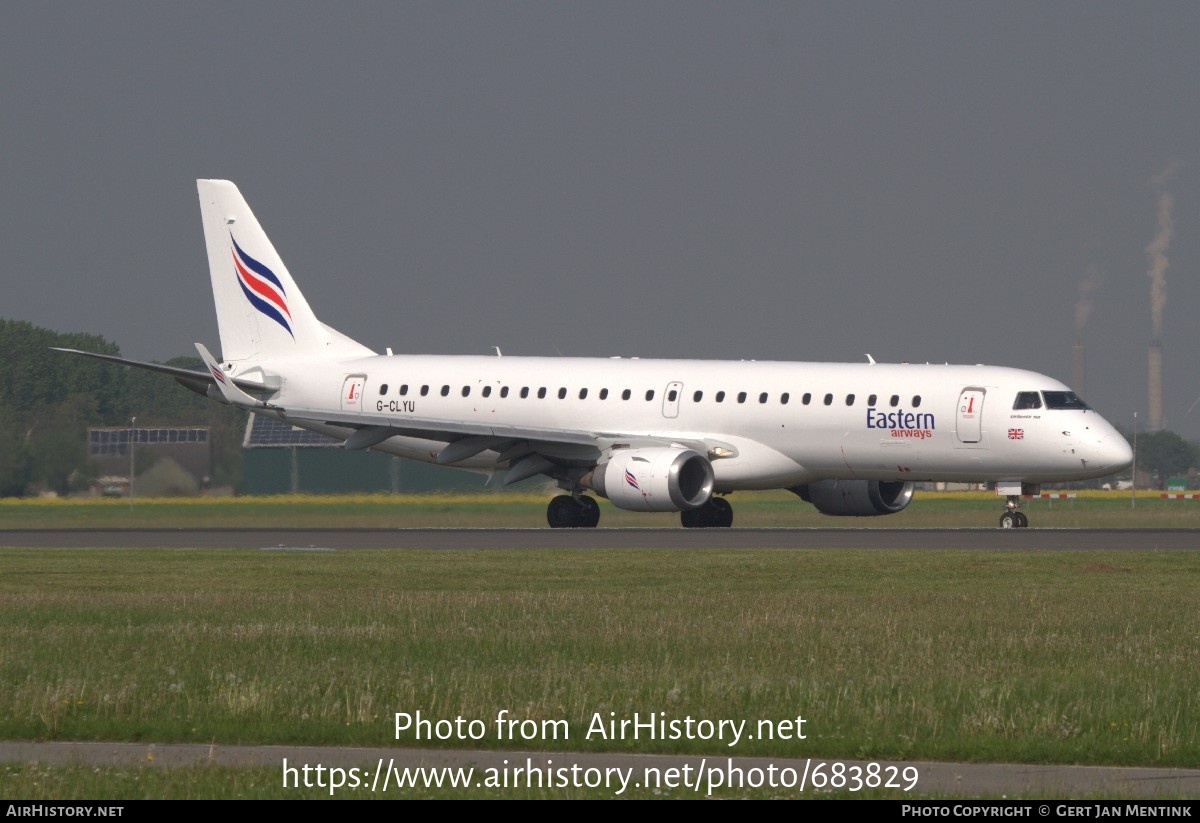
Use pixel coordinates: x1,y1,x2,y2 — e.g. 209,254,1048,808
59,180,1133,528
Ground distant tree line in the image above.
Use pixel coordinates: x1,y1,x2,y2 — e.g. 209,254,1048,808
0,318,245,496
1125,429,1200,489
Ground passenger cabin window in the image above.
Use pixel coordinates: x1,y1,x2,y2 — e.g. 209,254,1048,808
379,384,388,396
500,387,509,398
579,388,588,399
482,386,492,398
912,396,922,408
802,393,811,405
780,393,790,405
622,389,631,400
558,387,567,399
537,387,547,399
668,389,678,402
1013,391,1043,410
845,394,855,406
645,390,655,401
737,392,747,404
440,385,450,396
461,386,470,397
759,392,768,404
890,395,899,407
1042,391,1090,410
520,387,529,399
420,385,430,396
399,384,409,396
599,388,609,399
823,393,833,406
867,394,877,406
716,391,726,403
693,390,703,402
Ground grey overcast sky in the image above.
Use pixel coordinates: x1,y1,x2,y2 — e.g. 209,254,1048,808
3,2,1198,436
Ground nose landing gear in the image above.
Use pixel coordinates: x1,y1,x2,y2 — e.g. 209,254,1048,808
999,495,1029,528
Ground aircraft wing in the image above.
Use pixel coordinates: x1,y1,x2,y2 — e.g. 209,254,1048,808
276,404,733,484
54,347,732,484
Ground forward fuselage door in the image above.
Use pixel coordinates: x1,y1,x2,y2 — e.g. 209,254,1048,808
342,374,367,411
662,381,683,419
956,387,985,444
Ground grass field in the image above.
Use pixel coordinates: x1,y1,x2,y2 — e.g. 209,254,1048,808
2,488,1199,529
1,526,1198,798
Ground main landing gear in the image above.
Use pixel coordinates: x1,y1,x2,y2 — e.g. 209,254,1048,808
547,494,601,528
998,496,1029,529
680,497,734,528
545,495,736,528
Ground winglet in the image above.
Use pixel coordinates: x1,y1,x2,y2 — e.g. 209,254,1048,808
195,342,273,409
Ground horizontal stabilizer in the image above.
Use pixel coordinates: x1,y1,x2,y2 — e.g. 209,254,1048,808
51,347,281,394
52,348,212,384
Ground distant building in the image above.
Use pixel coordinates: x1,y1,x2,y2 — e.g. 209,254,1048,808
87,426,213,492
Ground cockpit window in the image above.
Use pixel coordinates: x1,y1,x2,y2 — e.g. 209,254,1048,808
1042,391,1090,410
1013,391,1042,410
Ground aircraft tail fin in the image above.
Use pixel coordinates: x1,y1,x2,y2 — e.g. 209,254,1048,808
197,179,375,363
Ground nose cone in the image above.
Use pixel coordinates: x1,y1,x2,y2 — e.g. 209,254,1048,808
1094,431,1134,473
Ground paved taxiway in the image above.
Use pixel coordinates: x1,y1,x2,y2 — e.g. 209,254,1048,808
1,527,1198,549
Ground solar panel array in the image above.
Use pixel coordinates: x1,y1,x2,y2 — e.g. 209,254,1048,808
89,427,208,456
243,415,341,448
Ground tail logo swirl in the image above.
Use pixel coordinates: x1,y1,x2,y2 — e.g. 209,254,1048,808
231,234,293,338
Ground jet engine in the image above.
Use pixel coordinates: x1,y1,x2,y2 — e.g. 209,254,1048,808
589,448,714,512
791,479,915,516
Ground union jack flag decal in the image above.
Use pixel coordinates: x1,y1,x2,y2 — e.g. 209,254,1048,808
1008,429,1024,440
231,234,293,338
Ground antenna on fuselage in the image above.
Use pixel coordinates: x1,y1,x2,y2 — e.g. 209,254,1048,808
865,354,876,364
493,347,503,357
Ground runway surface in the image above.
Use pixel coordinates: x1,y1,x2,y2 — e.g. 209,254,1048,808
1,527,1198,550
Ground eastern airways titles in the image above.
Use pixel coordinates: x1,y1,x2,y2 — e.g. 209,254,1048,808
866,408,936,440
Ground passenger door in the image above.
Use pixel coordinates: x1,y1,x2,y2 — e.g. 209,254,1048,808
342,375,367,412
956,387,985,444
662,381,683,418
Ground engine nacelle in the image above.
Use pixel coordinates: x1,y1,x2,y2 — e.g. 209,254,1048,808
590,448,715,512
791,479,915,516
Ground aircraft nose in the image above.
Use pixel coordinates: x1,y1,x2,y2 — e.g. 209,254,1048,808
1094,432,1133,472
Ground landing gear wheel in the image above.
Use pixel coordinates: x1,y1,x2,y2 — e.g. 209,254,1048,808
578,495,601,528
547,495,577,528
547,495,600,528
998,494,1028,529
710,496,734,528
680,497,734,528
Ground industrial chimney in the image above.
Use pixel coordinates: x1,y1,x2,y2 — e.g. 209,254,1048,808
1071,341,1086,398
1148,341,1164,431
